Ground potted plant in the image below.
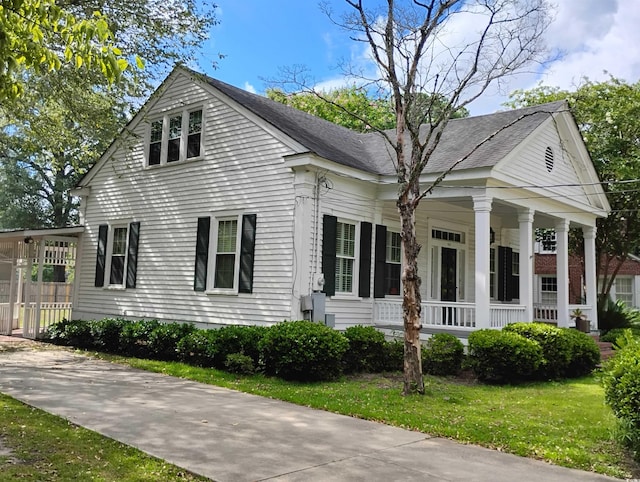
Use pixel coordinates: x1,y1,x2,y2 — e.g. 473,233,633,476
571,308,590,333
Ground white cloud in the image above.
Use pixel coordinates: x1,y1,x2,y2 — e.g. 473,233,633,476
243,82,257,94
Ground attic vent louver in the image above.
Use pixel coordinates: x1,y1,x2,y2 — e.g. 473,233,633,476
545,146,554,172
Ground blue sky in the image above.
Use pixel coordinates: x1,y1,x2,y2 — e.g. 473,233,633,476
198,0,640,115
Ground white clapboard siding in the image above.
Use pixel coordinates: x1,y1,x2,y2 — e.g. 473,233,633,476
74,72,299,326
498,121,591,208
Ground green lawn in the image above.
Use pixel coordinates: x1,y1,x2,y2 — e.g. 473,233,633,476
99,354,639,479
0,394,209,481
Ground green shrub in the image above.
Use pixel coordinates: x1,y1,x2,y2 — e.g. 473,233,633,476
467,329,543,384
147,322,196,361
90,318,128,353
343,325,386,373
119,320,160,358
504,323,573,379
601,327,640,344
602,336,640,461
43,319,74,345
259,320,348,382
212,325,268,368
224,353,256,375
176,329,218,367
45,319,93,348
422,333,465,376
598,296,640,331
562,329,601,377
382,339,404,372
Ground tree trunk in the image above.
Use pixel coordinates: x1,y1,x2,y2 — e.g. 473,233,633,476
399,196,424,395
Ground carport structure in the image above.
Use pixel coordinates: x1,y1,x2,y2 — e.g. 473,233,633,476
0,227,82,339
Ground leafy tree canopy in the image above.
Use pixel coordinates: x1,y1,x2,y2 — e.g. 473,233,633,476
508,78,640,295
0,0,130,99
267,87,468,132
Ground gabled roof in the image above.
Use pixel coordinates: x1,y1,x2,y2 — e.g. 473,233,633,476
195,67,567,176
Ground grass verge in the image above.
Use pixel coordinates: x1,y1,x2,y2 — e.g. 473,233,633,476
0,393,209,481
96,353,639,479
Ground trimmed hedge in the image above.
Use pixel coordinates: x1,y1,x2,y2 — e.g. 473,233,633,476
602,335,640,461
147,322,197,361
343,325,386,373
468,329,543,384
259,320,348,381
176,329,219,367
211,325,268,368
119,320,160,358
422,333,465,376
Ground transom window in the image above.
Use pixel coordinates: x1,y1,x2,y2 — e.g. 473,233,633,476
335,222,356,293
386,231,401,295
147,107,203,166
432,228,464,243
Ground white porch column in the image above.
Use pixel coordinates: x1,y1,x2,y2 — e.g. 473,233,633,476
518,209,534,322
583,226,598,330
555,219,570,327
474,195,492,328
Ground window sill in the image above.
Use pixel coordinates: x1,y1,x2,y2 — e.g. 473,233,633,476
104,285,126,291
145,155,203,169
330,294,363,301
205,289,239,296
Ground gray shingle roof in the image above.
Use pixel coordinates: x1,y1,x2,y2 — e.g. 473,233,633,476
198,68,566,177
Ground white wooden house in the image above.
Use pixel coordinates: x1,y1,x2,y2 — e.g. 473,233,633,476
67,66,609,335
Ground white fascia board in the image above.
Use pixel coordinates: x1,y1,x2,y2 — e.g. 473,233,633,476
284,153,382,183
0,226,85,241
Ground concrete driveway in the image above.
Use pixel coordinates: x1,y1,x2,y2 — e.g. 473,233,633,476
0,345,617,481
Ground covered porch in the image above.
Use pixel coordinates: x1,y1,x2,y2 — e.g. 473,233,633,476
0,227,82,339
370,179,605,333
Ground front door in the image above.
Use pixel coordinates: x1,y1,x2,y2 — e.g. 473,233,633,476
441,247,457,302
441,247,457,325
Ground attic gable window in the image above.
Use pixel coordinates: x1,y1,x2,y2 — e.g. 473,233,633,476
147,107,203,167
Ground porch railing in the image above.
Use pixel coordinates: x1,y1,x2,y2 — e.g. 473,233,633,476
374,300,527,330
13,302,72,338
533,304,594,327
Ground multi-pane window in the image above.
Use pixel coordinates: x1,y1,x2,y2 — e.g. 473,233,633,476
540,276,558,305
214,219,238,289
335,222,356,293
149,120,163,166
614,277,633,306
386,231,401,295
188,110,202,158
109,227,128,285
147,108,203,166
512,251,520,299
167,115,182,162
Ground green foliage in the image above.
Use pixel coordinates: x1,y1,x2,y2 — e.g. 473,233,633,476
600,327,640,344
119,319,160,358
147,322,196,361
598,297,640,331
267,88,468,133
224,353,256,375
259,320,348,382
381,339,404,372
176,329,218,367
211,325,268,368
422,333,465,376
44,319,93,348
0,0,129,99
503,323,600,379
342,325,386,373
467,329,543,384
602,336,640,461
90,318,127,353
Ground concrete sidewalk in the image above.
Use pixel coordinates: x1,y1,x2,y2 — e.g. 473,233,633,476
0,347,616,482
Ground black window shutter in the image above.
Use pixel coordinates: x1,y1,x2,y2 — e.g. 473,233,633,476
322,215,337,296
95,224,108,287
358,222,372,298
239,214,257,294
374,224,387,298
497,246,513,302
194,217,210,292
126,222,140,288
